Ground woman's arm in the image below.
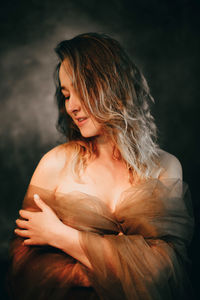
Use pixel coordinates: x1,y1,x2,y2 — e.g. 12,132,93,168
15,194,92,268
15,143,94,268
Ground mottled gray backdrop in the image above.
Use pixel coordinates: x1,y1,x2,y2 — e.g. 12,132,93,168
0,0,199,298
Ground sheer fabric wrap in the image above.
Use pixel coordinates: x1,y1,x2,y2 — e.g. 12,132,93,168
9,178,194,299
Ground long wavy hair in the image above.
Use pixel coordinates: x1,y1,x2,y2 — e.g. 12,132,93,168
54,32,159,183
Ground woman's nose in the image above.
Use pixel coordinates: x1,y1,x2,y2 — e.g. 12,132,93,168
66,96,81,114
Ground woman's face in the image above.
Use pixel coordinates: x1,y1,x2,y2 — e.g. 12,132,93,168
59,62,102,138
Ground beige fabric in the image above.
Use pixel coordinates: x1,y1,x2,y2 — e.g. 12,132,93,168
9,178,194,300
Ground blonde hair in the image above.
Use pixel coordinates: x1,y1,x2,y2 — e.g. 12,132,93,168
55,33,159,183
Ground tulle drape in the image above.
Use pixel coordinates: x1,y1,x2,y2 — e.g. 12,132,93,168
8,178,194,299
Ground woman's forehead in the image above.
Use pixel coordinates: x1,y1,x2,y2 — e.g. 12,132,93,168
59,61,73,88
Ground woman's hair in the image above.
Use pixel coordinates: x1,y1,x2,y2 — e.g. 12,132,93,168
54,32,159,182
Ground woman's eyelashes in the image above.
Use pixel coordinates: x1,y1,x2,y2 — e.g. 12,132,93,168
62,93,70,101
64,95,70,100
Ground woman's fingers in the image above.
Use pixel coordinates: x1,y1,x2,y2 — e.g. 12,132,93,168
23,239,33,245
19,209,32,219
33,194,49,211
14,228,30,238
14,194,58,247
15,219,29,229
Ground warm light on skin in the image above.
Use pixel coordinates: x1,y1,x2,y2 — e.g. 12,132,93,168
59,62,102,139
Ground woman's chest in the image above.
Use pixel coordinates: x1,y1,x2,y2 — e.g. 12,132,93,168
56,161,133,213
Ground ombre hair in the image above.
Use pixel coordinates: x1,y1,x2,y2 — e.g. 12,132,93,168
54,32,159,183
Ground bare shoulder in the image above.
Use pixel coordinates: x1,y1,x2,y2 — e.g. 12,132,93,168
158,149,183,180
30,143,72,190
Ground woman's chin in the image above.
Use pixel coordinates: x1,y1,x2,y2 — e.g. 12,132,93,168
79,129,102,139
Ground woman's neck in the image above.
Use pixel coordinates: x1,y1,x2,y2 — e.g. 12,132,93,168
94,134,120,161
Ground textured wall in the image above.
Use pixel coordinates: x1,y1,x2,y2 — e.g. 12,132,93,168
0,0,199,297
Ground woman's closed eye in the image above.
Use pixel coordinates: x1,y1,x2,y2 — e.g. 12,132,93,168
62,93,70,101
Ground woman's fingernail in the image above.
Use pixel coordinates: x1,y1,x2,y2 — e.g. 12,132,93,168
34,194,39,200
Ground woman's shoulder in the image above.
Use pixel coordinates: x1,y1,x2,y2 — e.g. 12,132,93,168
157,148,183,180
40,142,71,167
29,142,72,190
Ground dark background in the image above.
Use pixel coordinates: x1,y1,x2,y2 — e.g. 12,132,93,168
0,0,199,298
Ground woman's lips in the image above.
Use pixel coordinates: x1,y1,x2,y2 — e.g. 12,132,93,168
76,117,88,127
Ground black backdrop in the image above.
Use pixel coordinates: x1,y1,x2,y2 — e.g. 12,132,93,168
0,0,199,298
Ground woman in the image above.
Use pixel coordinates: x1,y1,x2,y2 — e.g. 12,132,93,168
8,33,194,300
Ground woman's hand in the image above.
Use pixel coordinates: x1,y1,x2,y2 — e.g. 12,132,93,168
15,194,63,246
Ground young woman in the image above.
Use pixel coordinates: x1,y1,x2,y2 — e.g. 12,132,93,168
9,33,194,300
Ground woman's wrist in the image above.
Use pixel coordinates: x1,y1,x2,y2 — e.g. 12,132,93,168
47,222,91,268
48,221,70,248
